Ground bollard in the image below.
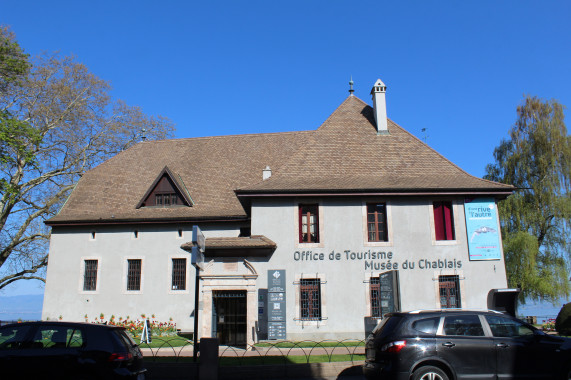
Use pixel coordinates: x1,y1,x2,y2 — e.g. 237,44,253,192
199,338,219,380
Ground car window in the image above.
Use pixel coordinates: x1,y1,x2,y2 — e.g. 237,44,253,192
115,329,136,349
485,315,534,338
31,326,84,349
0,325,32,350
412,317,439,334
443,315,484,336
372,315,402,336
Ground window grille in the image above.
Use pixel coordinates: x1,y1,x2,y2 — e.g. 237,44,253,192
370,277,381,317
171,258,186,290
127,259,142,291
439,275,461,308
83,260,98,291
367,203,388,242
370,272,399,317
433,201,455,240
299,204,319,243
300,278,321,320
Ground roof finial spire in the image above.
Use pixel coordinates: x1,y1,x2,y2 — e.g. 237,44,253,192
349,76,354,96
141,128,147,142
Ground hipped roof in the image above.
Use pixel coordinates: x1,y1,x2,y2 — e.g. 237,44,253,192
47,95,513,225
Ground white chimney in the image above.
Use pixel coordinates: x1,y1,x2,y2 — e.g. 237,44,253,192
370,79,389,135
262,166,272,180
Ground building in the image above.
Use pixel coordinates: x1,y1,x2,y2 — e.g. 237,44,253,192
43,79,514,346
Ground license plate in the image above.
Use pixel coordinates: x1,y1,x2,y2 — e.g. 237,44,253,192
137,373,145,380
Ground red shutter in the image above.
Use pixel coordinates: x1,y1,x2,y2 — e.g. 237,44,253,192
443,202,455,240
298,206,303,243
433,202,445,240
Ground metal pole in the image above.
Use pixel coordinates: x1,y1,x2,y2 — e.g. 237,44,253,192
193,266,200,362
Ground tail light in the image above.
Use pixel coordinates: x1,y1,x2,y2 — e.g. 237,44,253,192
108,352,133,361
380,340,406,353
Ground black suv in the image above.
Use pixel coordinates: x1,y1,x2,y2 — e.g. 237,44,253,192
363,309,571,380
0,321,146,380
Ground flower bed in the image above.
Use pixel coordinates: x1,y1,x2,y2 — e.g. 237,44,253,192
85,313,177,338
541,318,556,332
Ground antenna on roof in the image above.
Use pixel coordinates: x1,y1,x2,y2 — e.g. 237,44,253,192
349,76,354,96
141,128,147,142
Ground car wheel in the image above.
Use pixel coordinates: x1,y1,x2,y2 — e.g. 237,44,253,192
412,366,449,380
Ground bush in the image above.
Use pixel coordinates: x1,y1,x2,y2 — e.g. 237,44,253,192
555,303,571,336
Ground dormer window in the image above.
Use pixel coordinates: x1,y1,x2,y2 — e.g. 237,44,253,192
155,193,179,206
136,166,193,209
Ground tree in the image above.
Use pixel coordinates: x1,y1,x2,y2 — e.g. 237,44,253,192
485,95,571,302
0,27,175,290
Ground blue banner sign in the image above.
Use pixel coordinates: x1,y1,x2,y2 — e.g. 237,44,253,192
464,198,501,260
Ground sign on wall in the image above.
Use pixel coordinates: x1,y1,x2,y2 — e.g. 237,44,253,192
464,198,502,260
267,270,286,339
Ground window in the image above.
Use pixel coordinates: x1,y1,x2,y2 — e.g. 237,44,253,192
370,271,400,317
155,193,179,206
485,315,534,338
31,326,84,348
413,317,440,334
367,203,388,242
171,258,186,290
433,201,455,240
299,204,319,243
0,325,33,350
83,260,98,291
439,275,461,308
300,279,321,320
127,259,142,291
443,315,484,336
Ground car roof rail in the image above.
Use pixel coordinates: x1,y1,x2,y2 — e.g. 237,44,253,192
408,308,505,314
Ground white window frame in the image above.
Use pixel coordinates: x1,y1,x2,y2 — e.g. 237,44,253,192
362,200,393,247
433,270,466,309
168,255,190,294
294,273,327,326
123,256,144,294
78,256,101,294
428,199,460,246
294,200,325,248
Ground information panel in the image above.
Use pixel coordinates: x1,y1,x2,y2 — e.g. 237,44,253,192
267,270,286,339
464,198,502,260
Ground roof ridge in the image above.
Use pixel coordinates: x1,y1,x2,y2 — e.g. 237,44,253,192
139,129,314,144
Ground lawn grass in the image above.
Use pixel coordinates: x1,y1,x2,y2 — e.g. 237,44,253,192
138,336,192,348
254,341,364,348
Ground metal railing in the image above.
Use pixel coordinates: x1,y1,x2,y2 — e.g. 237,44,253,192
139,338,366,365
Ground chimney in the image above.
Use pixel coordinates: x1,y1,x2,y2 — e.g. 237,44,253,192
370,79,389,135
262,166,272,180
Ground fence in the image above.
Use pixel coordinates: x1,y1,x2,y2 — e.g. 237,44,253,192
139,338,366,366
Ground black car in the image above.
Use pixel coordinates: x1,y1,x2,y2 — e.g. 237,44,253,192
363,309,571,380
0,321,146,380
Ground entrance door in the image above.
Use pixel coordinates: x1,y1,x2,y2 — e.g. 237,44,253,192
212,290,247,346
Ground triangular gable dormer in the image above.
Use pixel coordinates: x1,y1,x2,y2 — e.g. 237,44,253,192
136,166,193,208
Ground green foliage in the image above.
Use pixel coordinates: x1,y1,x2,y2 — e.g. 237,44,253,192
485,95,571,302
0,26,29,91
555,303,571,336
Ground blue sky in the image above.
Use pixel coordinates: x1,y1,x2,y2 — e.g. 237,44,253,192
1,1,570,299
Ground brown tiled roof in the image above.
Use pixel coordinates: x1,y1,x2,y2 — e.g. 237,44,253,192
47,95,512,225
238,96,513,193
180,236,277,257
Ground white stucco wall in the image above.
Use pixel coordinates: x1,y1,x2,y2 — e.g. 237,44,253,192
43,196,508,341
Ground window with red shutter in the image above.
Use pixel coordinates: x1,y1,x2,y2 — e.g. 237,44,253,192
433,201,455,240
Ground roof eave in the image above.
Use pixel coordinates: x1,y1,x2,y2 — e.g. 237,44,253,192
45,215,249,227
